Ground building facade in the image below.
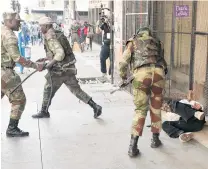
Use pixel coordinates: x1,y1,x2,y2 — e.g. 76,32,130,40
31,0,64,22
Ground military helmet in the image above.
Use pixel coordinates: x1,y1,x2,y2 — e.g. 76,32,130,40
2,11,23,21
38,16,54,25
136,27,150,35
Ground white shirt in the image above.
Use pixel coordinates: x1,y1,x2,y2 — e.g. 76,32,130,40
179,99,203,110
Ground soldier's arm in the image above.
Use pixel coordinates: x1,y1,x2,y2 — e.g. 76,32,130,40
159,41,168,74
45,38,65,69
3,33,37,69
119,41,134,79
47,38,65,61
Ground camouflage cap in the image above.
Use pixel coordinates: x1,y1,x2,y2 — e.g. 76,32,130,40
2,11,23,21
136,27,150,35
38,16,54,25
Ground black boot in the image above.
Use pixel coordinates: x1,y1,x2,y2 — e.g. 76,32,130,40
151,133,162,148
128,135,140,157
32,107,50,118
6,119,29,137
88,99,102,118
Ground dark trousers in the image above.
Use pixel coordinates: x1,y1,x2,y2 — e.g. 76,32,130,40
89,37,93,50
100,44,111,74
162,102,205,138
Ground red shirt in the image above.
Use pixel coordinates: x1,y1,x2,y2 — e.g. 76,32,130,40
83,26,88,35
77,28,81,37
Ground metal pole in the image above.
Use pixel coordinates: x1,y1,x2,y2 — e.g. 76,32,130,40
189,1,197,91
169,1,176,96
73,0,76,20
110,0,114,84
204,35,208,115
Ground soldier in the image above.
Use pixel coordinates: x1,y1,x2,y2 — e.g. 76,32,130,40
1,12,45,137
32,17,102,119
119,27,168,157
70,20,83,52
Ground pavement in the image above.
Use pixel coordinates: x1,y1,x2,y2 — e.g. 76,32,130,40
1,43,208,169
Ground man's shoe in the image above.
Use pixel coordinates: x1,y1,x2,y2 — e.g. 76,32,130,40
32,111,50,118
88,99,102,118
128,135,140,157
179,132,193,143
151,133,162,148
6,119,29,137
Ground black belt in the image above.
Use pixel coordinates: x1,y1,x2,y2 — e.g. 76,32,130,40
137,63,164,69
1,66,14,69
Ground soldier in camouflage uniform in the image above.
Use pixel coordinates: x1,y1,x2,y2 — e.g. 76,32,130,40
1,12,45,137
119,27,168,157
70,20,83,52
32,17,102,119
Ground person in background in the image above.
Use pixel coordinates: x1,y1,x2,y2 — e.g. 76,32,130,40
86,23,95,51
96,18,111,78
80,21,88,52
70,20,82,52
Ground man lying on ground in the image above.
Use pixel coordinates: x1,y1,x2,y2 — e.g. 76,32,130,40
162,98,206,142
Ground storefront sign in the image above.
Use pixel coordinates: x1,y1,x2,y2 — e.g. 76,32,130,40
175,5,189,17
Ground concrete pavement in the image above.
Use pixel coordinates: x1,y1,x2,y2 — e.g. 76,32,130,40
1,44,208,169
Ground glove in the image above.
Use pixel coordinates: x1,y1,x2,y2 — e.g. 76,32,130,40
45,59,58,70
36,58,48,62
35,63,47,72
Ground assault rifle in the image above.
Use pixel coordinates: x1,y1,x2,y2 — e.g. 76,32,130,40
110,75,134,94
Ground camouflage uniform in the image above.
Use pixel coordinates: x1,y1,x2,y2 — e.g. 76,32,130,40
70,21,81,47
119,27,167,157
1,12,43,137
32,17,102,119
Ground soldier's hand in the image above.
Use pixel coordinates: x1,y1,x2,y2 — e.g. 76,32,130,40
35,63,47,72
36,58,47,62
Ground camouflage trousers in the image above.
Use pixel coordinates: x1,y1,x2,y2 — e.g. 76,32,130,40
131,65,165,136
1,68,26,120
41,72,91,110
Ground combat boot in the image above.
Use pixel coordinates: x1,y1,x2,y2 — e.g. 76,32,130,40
151,133,162,148
6,119,29,137
88,99,102,118
32,107,50,118
128,135,140,157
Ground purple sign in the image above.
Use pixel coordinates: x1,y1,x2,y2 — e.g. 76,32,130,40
175,5,189,17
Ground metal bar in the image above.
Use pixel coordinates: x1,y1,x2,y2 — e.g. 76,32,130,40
195,31,208,35
126,12,148,15
204,35,208,115
110,0,114,84
189,1,197,90
151,30,208,35
152,30,192,34
169,1,176,96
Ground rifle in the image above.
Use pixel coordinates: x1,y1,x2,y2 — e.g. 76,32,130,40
110,75,134,94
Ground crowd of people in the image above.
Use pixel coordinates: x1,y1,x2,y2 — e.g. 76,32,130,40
17,21,43,46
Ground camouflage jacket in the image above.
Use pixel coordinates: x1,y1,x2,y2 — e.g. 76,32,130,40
1,25,21,68
44,28,76,74
71,23,80,34
119,34,167,79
